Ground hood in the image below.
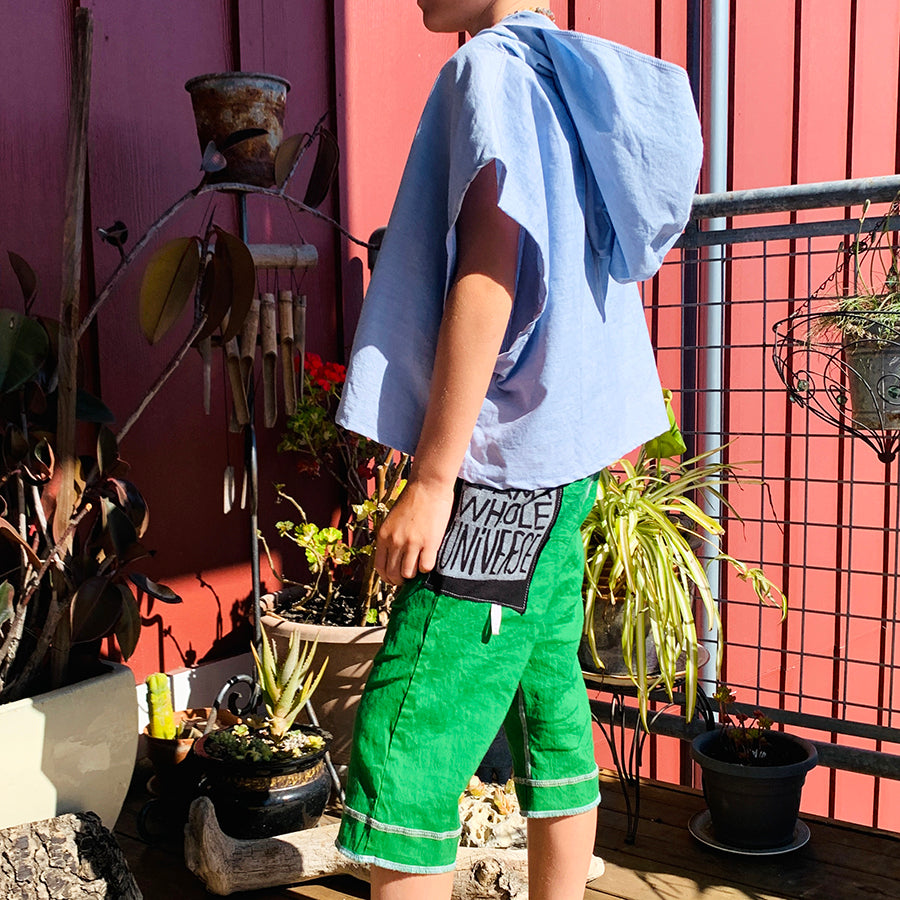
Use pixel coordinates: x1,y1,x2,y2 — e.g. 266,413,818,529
496,14,703,283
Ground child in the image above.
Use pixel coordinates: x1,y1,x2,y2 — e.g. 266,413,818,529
335,4,702,898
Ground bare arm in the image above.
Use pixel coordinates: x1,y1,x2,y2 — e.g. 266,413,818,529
375,163,519,584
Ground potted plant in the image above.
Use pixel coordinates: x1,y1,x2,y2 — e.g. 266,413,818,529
580,393,787,724
813,195,900,429
689,684,817,852
192,622,331,839
259,351,407,768
0,249,187,830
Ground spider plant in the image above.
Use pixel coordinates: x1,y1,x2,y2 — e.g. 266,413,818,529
815,196,900,347
582,425,785,726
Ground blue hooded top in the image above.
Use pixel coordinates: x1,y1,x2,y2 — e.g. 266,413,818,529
336,11,702,490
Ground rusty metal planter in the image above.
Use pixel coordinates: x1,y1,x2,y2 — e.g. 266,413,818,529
185,72,290,187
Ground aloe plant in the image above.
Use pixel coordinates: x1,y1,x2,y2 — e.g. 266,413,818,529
251,622,328,740
582,432,786,726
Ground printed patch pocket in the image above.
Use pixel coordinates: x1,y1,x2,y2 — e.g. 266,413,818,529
424,481,562,613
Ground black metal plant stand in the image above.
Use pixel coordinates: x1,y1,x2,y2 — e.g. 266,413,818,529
585,670,715,844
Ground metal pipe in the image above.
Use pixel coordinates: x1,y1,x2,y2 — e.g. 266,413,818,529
691,173,900,219
680,215,900,248
589,699,900,780
699,0,730,692
238,195,262,657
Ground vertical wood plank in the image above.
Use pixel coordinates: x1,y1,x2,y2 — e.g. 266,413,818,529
333,0,457,357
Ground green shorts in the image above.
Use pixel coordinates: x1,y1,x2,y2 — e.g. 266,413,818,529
335,475,600,874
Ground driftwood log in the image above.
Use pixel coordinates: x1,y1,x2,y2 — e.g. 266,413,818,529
185,796,604,898
0,811,142,899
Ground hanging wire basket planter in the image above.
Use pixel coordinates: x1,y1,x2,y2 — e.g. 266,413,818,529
773,308,900,462
772,195,900,463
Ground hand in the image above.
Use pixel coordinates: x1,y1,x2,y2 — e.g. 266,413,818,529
374,478,455,585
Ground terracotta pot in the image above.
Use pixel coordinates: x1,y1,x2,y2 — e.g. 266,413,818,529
184,72,290,187
143,707,239,794
261,593,385,770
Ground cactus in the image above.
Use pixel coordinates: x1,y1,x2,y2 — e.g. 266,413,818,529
251,623,328,741
146,672,176,739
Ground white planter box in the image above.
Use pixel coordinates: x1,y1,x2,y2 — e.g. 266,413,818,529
0,661,137,831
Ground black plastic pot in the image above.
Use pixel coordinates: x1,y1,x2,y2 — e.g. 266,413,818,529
691,729,817,850
193,724,332,839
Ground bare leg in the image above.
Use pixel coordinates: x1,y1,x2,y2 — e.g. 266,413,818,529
370,866,455,900
526,806,598,900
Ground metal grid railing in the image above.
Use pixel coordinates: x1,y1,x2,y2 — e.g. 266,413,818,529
644,174,900,828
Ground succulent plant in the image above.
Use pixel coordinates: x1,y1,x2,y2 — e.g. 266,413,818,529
145,672,176,740
251,622,327,740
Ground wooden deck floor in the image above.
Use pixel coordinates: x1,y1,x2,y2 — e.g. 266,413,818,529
116,767,900,899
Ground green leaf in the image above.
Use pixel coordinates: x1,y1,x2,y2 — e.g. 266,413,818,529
0,580,14,627
642,389,687,460
76,388,115,424
128,572,182,604
274,132,309,189
7,252,38,307
214,228,256,342
139,237,201,345
303,127,339,209
113,582,141,659
103,499,139,559
97,425,119,477
0,519,41,569
70,575,122,643
0,309,50,393
193,251,233,343
107,478,148,536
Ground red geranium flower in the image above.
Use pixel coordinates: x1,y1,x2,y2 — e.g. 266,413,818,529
304,352,323,375
324,361,347,384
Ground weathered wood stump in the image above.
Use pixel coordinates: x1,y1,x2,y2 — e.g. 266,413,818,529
0,811,142,899
185,796,604,897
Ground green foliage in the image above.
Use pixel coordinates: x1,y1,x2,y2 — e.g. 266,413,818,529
251,621,328,740
712,683,775,764
582,417,786,727
267,353,408,626
205,720,326,762
816,195,900,345
0,253,181,704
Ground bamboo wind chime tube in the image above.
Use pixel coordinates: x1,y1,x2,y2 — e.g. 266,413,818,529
295,294,307,399
198,336,212,414
279,290,297,413
260,292,278,427
239,295,261,388
225,337,249,427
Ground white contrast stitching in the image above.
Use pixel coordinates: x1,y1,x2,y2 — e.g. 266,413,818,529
342,805,461,841
520,795,602,819
334,840,458,874
514,766,599,787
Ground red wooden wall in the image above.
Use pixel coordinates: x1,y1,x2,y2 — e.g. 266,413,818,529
2,0,899,828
